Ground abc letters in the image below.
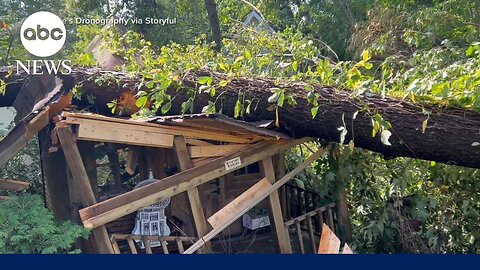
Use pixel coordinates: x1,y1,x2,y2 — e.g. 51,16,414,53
23,24,64,41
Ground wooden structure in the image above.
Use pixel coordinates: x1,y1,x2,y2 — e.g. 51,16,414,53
0,81,350,253
0,96,344,254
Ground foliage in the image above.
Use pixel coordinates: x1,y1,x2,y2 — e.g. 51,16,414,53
0,194,89,254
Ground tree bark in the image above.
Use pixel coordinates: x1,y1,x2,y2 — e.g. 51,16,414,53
204,0,222,51
3,67,480,169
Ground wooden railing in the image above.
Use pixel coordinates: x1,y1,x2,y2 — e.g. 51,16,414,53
284,202,336,254
110,234,195,254
279,183,323,221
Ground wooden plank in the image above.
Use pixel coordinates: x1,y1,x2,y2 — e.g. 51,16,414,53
260,157,292,254
174,136,209,253
110,235,121,254
161,241,169,254
327,206,335,233
0,196,9,201
74,119,174,148
65,116,252,144
176,238,185,254
188,144,249,158
317,210,324,233
306,215,316,252
0,179,29,191
318,223,341,254
207,178,272,229
142,236,152,254
0,108,50,168
125,147,140,175
79,139,310,229
185,138,213,146
295,219,305,254
127,238,138,254
184,147,326,254
342,243,353,254
284,203,335,226
57,126,114,254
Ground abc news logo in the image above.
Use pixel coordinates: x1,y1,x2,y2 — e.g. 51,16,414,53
16,11,71,75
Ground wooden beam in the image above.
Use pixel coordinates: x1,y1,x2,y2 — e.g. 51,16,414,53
125,147,140,175
318,223,341,254
174,136,210,253
207,178,272,229
0,179,29,192
185,138,213,146
188,144,249,158
57,126,114,254
260,157,292,254
184,147,326,254
65,116,252,144
0,107,50,167
71,118,174,148
79,139,310,229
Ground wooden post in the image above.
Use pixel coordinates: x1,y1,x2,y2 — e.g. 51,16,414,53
173,136,210,253
336,160,353,242
57,126,114,254
38,128,71,221
260,157,292,254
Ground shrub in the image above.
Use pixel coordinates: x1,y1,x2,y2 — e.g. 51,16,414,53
0,194,89,254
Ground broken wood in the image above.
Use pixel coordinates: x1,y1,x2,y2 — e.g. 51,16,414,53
125,147,140,175
79,139,308,229
207,178,272,229
183,147,326,254
0,107,50,168
318,223,341,254
0,179,29,191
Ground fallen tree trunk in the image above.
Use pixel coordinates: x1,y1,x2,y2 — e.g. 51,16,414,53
2,67,480,168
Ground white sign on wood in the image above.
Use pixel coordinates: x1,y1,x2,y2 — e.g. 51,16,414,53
224,157,242,171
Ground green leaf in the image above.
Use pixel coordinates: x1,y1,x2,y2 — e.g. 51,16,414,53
311,106,319,118
234,99,242,118
218,80,228,87
361,50,371,62
244,50,252,60
135,96,148,108
161,102,171,114
145,80,155,89
292,61,298,72
277,91,285,107
198,76,213,86
422,118,428,133
202,101,216,115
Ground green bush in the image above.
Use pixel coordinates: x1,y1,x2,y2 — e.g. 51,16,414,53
0,194,89,254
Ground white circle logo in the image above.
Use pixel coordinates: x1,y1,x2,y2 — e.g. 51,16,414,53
20,11,66,57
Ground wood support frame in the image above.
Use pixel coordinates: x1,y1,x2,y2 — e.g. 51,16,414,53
173,136,210,253
56,126,114,254
79,138,311,229
260,157,292,254
184,147,326,254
